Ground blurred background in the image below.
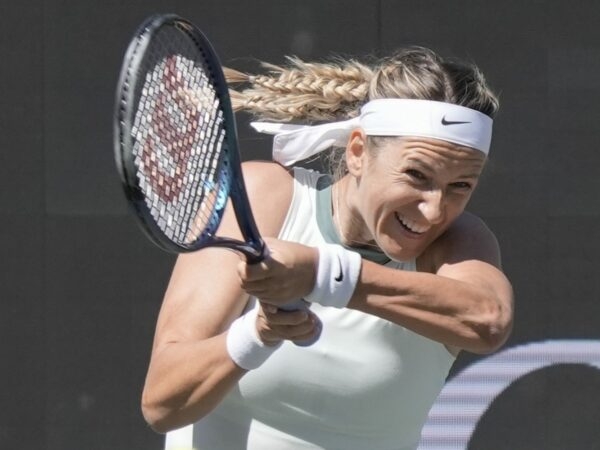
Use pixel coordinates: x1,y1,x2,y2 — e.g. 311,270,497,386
2,1,600,449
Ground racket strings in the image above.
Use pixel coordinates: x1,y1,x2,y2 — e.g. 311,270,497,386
130,28,230,247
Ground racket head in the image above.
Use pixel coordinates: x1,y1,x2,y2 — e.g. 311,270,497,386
114,14,263,258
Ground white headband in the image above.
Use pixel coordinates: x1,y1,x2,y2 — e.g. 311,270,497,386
250,98,493,166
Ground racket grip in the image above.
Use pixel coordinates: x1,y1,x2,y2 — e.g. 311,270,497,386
256,246,321,346
278,299,322,347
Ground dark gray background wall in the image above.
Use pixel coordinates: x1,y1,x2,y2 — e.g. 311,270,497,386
2,1,600,449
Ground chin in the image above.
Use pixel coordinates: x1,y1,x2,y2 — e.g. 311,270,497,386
378,224,430,262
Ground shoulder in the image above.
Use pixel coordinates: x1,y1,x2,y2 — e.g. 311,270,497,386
437,211,500,253
242,159,294,194
418,211,502,273
241,160,295,237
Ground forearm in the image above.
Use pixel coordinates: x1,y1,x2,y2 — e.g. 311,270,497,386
141,333,245,433
347,260,513,354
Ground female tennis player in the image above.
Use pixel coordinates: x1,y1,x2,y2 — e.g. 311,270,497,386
142,47,514,450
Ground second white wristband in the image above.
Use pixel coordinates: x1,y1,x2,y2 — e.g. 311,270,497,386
304,244,362,308
226,307,281,371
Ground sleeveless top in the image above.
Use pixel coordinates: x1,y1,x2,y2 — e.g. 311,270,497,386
165,167,455,450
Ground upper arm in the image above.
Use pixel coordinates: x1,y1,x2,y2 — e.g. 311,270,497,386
420,212,514,348
151,161,295,350
240,161,295,238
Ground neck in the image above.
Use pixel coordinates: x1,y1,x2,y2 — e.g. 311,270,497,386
332,179,380,250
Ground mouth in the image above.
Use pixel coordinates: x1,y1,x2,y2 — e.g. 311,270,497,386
394,212,430,236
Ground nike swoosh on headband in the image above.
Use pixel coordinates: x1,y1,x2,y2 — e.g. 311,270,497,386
441,116,471,125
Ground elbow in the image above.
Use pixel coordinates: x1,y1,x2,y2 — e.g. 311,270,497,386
141,386,186,434
143,414,170,435
141,384,218,434
469,297,513,355
474,321,511,355
141,394,171,434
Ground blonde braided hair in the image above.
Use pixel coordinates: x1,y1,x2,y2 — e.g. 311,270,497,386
225,48,499,174
224,48,498,124
224,56,373,122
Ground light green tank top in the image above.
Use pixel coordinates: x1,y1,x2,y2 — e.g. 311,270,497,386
166,167,455,450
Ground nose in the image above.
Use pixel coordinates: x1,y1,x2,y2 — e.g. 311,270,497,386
418,189,445,225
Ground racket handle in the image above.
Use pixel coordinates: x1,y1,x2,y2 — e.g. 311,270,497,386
278,299,322,347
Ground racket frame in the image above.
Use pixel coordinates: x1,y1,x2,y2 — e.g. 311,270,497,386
114,14,266,262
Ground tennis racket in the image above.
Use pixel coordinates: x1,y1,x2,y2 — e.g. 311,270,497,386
113,13,320,345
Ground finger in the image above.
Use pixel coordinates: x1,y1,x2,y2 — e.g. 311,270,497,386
240,286,283,305
262,318,317,342
262,308,309,326
237,259,270,283
273,314,319,340
242,275,300,302
239,278,273,293
260,302,278,314
291,326,320,344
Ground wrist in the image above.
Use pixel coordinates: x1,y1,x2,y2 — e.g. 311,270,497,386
304,244,362,308
226,307,282,370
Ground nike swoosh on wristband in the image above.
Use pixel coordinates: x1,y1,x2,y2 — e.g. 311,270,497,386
334,254,344,282
441,116,471,125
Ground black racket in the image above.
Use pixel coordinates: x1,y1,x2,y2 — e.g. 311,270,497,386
114,13,320,345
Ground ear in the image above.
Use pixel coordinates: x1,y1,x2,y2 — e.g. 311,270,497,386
345,128,367,176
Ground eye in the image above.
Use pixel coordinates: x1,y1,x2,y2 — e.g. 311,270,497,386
406,169,427,181
450,181,473,190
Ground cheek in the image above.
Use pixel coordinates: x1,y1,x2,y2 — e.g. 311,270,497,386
377,183,421,211
358,190,380,226
447,193,474,216
365,186,412,230
354,184,389,232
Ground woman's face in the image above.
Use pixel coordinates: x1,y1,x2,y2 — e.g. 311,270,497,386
348,135,487,261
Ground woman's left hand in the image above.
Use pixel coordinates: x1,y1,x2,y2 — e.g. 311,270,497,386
237,237,318,306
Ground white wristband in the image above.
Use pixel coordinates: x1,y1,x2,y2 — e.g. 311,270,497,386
226,307,282,370
304,244,362,308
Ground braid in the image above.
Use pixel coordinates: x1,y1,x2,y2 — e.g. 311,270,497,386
223,48,498,124
224,57,373,122
223,48,499,175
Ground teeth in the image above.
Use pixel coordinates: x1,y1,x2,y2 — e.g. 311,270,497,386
395,213,429,234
